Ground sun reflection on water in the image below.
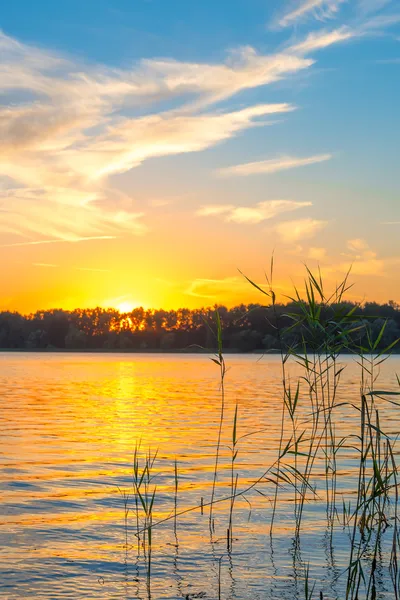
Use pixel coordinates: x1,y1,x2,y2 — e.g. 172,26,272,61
1,353,399,599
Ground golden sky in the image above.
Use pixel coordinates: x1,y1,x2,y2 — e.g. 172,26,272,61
1,2,399,313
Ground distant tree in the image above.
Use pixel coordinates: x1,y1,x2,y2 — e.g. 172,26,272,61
0,298,399,352
47,313,70,348
160,332,176,350
230,329,263,352
65,327,87,349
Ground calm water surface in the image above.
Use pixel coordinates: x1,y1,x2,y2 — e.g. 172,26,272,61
1,353,399,599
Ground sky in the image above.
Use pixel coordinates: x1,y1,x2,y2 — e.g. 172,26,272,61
1,0,399,313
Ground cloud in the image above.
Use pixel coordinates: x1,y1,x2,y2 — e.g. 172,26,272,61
32,261,110,272
347,238,369,252
358,0,394,15
279,3,399,46
33,263,58,268
274,218,328,242
185,276,270,299
290,27,354,53
347,259,384,275
333,257,385,276
70,103,293,179
328,238,386,276
197,205,235,217
0,235,117,248
347,238,380,262
279,0,346,27
308,246,327,260
217,153,332,177
197,199,312,224
0,30,312,245
0,20,396,247
360,12,400,31
141,47,313,107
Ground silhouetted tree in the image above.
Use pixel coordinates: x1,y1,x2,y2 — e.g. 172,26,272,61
0,301,399,352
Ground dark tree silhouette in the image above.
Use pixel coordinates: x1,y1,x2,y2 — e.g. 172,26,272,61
0,301,399,352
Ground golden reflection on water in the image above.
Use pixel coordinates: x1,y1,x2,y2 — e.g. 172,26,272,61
1,353,399,599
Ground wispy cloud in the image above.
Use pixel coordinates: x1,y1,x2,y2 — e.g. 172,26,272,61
0,30,311,246
196,205,235,217
0,19,396,248
1,236,117,248
360,12,400,30
274,218,328,242
32,261,110,272
290,27,354,53
197,200,312,224
185,276,271,299
33,263,58,268
279,0,346,28
76,103,294,179
217,154,332,177
358,0,394,15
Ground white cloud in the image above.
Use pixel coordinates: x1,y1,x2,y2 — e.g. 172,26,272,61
359,13,400,31
217,153,332,177
141,46,313,107
0,19,397,247
0,31,309,245
290,27,354,53
197,199,312,224
275,218,328,242
279,0,346,27
68,103,293,179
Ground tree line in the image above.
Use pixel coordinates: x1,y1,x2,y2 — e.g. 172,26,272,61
0,300,399,352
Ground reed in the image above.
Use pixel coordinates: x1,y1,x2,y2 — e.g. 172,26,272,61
209,309,227,530
132,448,158,598
118,265,400,599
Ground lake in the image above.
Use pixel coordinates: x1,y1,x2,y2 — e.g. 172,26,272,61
1,353,399,599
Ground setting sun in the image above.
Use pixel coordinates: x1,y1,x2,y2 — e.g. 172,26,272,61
116,301,137,313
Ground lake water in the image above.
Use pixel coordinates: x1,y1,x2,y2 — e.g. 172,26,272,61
1,353,399,599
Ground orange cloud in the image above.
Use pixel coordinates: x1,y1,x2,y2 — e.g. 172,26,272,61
274,218,329,242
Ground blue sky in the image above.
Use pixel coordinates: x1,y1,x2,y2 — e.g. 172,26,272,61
0,0,399,311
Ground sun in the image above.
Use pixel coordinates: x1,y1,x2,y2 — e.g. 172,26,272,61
117,301,136,313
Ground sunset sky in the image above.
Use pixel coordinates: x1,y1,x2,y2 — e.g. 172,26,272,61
1,0,399,313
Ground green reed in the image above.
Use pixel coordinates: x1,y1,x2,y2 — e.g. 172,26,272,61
209,308,227,531
227,403,238,551
132,448,158,598
118,265,400,600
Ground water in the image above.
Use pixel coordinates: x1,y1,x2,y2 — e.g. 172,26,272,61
1,353,399,599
